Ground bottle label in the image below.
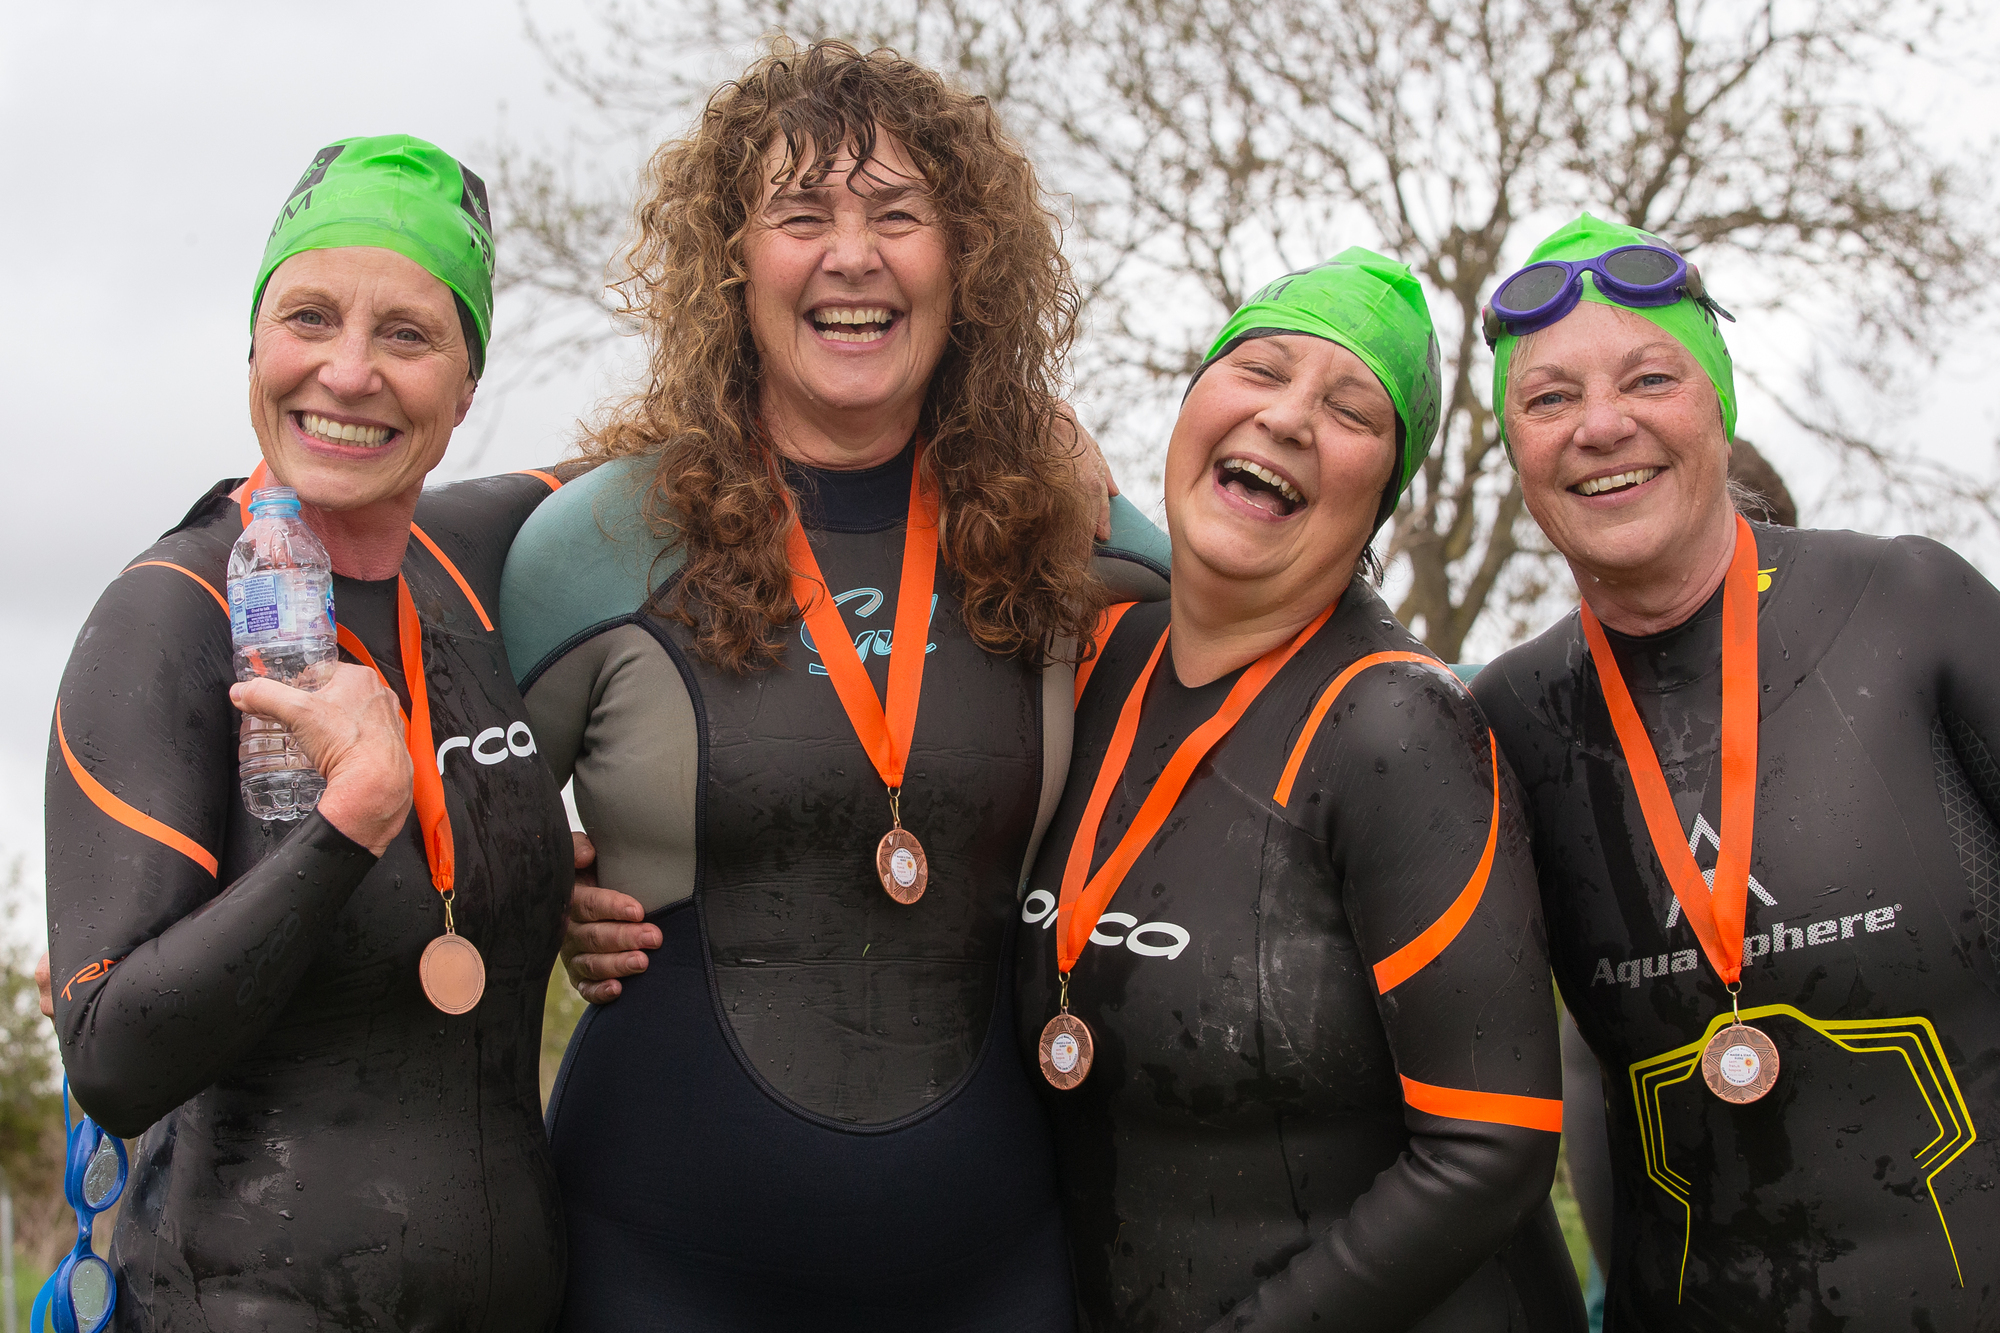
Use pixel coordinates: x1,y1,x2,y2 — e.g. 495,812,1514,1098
230,572,330,639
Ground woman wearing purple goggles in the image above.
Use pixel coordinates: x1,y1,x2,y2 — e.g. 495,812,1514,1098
1481,241,1732,347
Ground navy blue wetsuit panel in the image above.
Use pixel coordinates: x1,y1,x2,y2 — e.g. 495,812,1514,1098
548,901,1071,1331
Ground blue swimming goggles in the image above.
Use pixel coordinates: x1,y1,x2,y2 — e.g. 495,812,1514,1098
1480,244,1734,348
29,1081,126,1333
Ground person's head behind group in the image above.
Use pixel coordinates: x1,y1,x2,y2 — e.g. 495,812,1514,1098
587,37,1101,673
247,133,495,520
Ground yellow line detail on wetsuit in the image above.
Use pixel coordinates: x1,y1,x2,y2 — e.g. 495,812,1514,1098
1628,1003,1975,1299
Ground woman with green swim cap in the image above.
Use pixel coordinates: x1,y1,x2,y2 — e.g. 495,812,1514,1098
43,134,576,1330
1474,213,2000,1330
1015,249,1585,1331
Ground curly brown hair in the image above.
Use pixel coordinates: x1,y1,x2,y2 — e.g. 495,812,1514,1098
578,37,1104,673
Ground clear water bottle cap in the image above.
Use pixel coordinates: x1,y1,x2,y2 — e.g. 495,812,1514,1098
248,486,302,518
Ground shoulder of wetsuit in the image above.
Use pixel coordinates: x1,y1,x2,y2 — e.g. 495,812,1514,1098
162,476,248,540
1470,606,1586,773
498,455,682,689
1306,583,1491,770
410,469,569,614
1094,493,1170,602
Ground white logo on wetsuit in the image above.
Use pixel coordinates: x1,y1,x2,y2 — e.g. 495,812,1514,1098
435,721,537,774
1588,811,1907,987
799,586,939,675
1663,812,1778,928
1019,889,1191,960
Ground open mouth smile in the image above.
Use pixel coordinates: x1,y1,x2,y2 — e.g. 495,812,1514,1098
1571,467,1660,498
808,305,900,345
1216,456,1305,517
294,411,398,450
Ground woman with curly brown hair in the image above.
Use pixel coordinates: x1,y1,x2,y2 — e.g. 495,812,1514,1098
498,38,1167,1330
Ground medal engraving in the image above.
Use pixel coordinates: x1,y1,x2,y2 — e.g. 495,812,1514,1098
1039,1012,1094,1090
876,828,928,904
419,932,485,1015
1701,1022,1778,1103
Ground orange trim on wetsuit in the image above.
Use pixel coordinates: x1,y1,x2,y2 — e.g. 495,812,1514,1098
512,468,562,491
1074,601,1137,706
122,561,228,615
1373,732,1502,994
1273,650,1448,806
53,700,218,877
410,522,495,632
1401,1074,1563,1132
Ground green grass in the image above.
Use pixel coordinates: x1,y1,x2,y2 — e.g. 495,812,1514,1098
10,1249,51,1332
1552,1147,1593,1284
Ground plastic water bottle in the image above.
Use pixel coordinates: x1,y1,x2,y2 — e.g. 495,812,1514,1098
228,487,337,820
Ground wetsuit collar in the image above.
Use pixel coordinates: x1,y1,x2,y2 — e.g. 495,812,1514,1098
784,438,918,533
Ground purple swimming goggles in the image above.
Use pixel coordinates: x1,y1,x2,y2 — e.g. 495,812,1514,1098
1480,244,1734,348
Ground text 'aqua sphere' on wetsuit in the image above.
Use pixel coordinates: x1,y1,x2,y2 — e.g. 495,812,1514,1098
46,470,572,1332
1016,588,1584,1333
499,440,1172,1331
1475,523,2000,1331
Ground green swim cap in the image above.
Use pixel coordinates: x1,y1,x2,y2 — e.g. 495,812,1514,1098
1196,247,1441,529
252,135,495,377
1490,213,1735,445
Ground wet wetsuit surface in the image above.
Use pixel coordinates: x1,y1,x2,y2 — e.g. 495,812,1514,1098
500,442,1172,1331
1473,523,2000,1331
1015,587,1582,1333
47,471,574,1332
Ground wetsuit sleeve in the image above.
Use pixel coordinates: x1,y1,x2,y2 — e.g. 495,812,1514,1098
47,555,376,1139
1217,665,1564,1332
1882,537,2000,817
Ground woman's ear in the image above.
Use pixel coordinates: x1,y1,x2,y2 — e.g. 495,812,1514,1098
455,374,478,427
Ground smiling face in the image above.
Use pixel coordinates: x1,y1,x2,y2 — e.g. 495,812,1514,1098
1164,334,1399,618
250,247,475,512
741,130,953,465
1504,300,1734,588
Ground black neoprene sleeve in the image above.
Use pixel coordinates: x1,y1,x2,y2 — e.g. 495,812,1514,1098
1213,670,1561,1330
47,553,374,1138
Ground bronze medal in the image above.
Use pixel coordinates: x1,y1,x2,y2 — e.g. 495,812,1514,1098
419,931,485,1015
1039,1012,1094,1090
1701,1022,1778,1103
876,827,928,904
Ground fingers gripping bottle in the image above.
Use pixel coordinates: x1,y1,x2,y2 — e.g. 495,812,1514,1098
228,487,337,820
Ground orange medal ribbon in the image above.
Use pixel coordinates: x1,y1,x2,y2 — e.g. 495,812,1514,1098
1055,601,1336,974
783,452,941,901
1579,513,1759,985
232,462,477,1012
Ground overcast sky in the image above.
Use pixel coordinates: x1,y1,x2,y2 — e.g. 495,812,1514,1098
4,2,1997,950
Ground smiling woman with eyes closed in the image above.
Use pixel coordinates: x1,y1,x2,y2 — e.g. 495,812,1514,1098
43,134,581,1332
1014,250,1583,1333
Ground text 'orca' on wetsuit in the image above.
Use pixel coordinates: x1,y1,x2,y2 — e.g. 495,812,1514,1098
501,441,1173,1331
1474,523,2000,1331
1016,589,1583,1333
46,471,573,1332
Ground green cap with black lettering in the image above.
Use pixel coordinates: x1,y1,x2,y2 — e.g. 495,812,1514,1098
251,134,495,377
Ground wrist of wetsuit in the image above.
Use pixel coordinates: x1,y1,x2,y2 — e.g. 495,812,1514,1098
61,812,376,1138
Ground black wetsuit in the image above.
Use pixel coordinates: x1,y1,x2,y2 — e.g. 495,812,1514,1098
499,442,1172,1331
1473,523,2000,1331
46,471,574,1332
1014,587,1583,1333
